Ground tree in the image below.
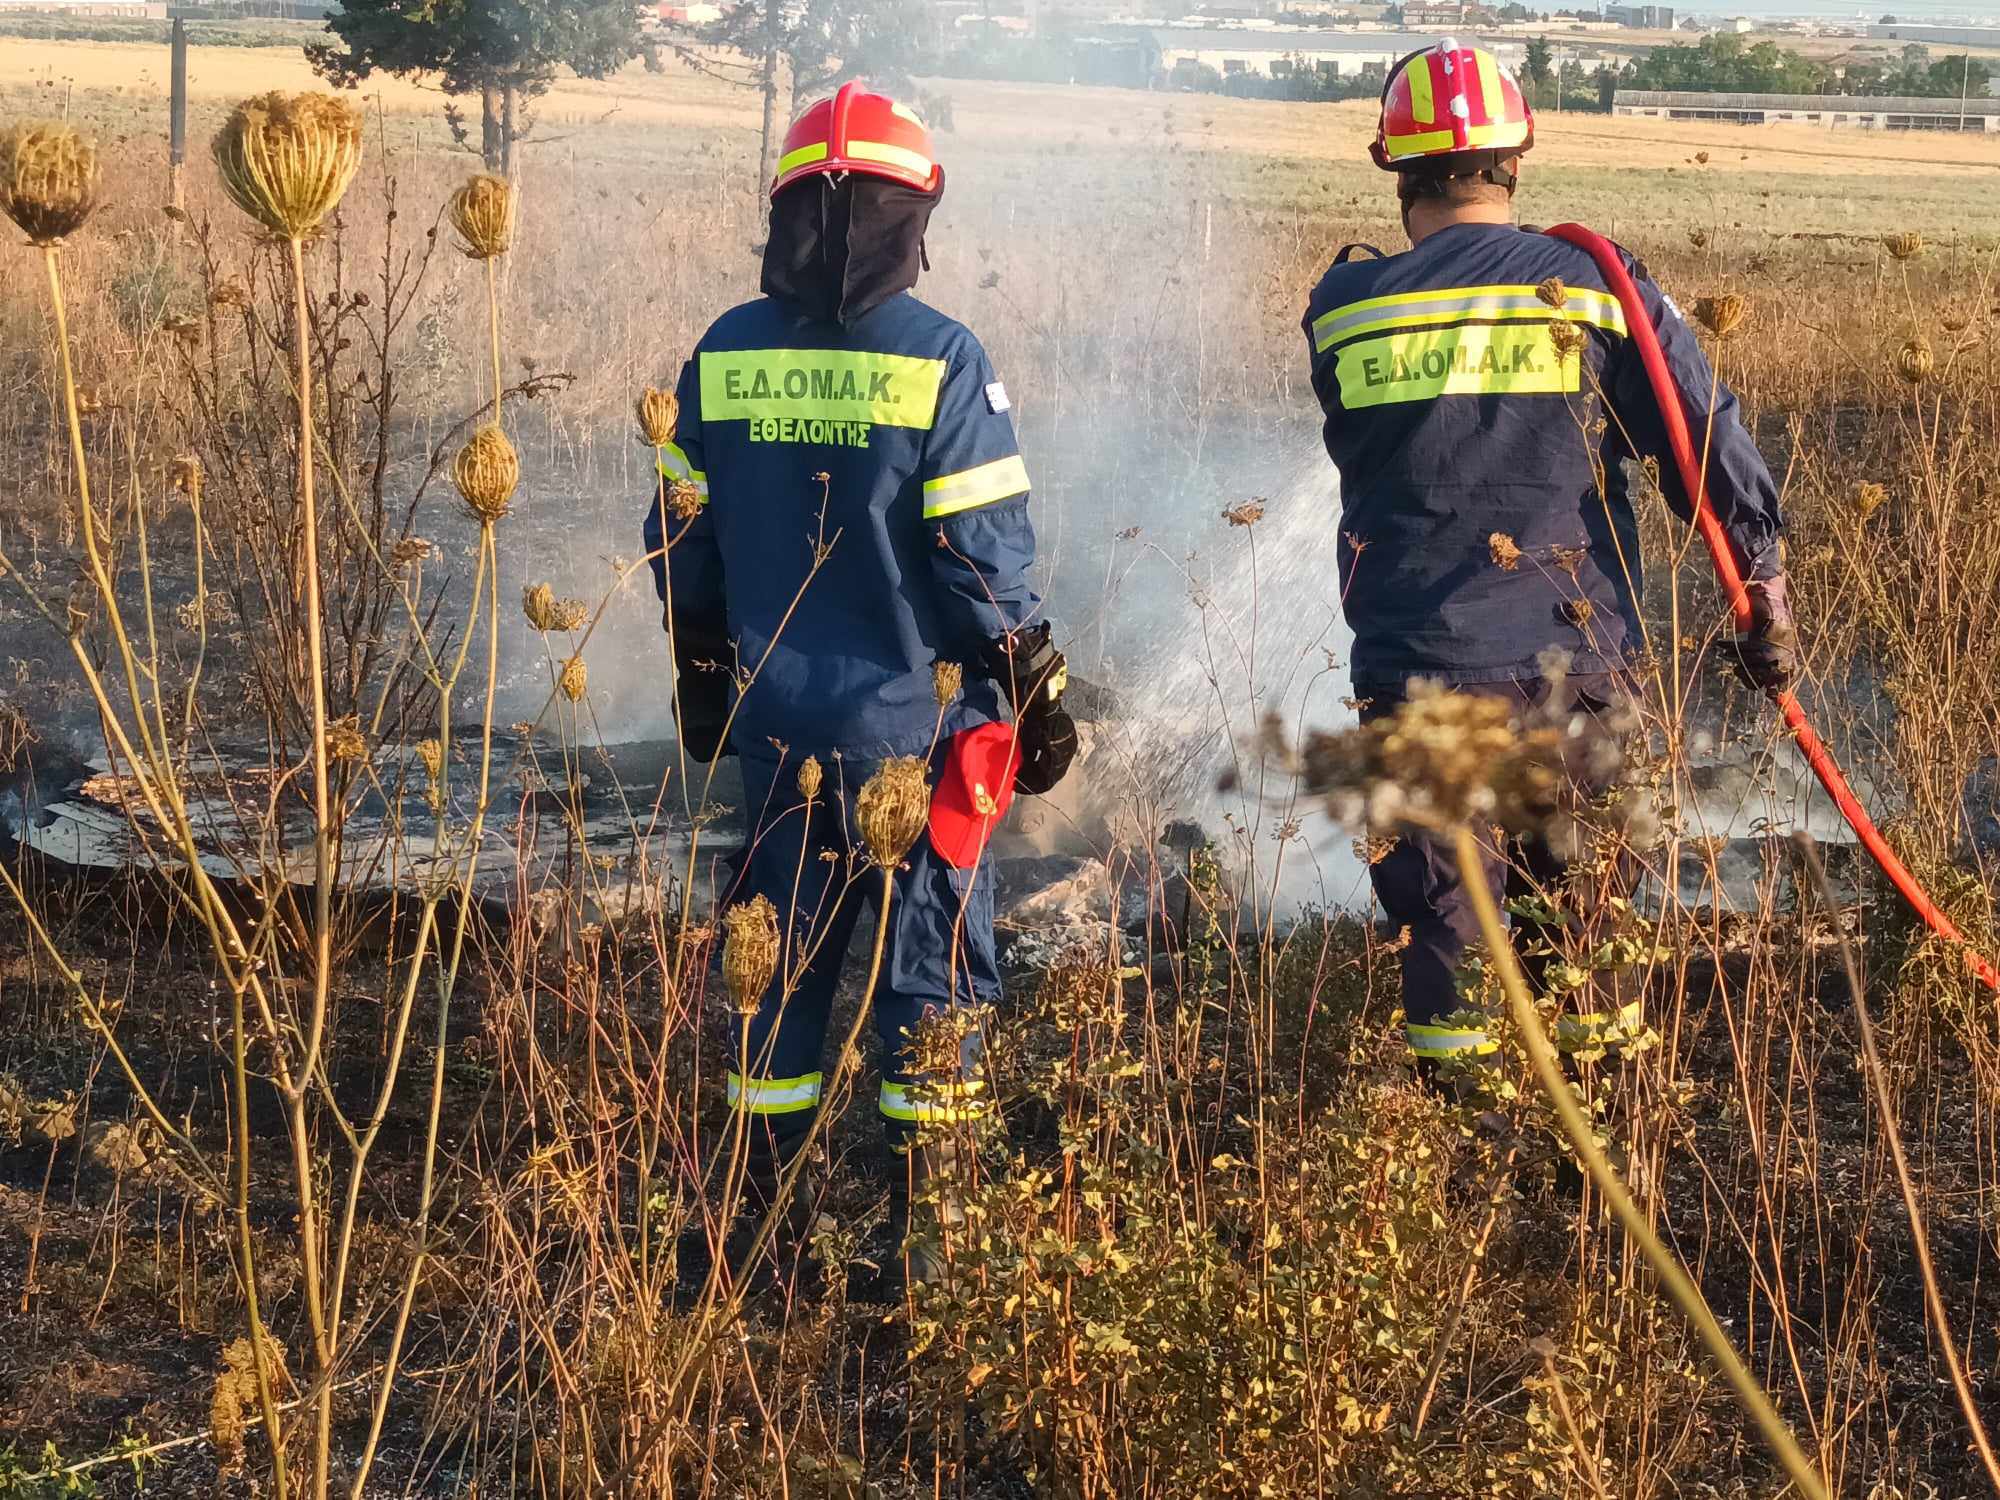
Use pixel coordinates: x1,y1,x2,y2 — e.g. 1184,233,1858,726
308,0,642,175
1523,35,1554,103
686,0,933,200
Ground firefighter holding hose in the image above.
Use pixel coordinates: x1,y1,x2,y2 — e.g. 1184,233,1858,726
1304,41,1795,1065
646,83,1075,1291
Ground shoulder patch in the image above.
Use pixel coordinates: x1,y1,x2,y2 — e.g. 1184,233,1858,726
984,381,1010,414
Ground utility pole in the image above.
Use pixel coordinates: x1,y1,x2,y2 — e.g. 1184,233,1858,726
1959,50,1971,132
169,16,188,211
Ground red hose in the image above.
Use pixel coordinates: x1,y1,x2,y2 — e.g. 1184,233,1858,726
1546,222,2000,991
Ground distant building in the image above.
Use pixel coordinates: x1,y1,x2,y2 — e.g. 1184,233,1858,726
1150,25,1522,80
1722,15,1753,33
1604,4,1672,28
0,0,168,12
1615,88,2000,130
1866,22,2000,48
1402,0,1468,27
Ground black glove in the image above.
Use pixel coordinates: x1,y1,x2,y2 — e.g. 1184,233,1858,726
1726,574,1798,694
667,606,734,763
981,622,1078,796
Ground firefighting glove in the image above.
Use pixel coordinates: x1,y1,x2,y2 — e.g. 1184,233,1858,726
666,605,734,763
981,621,1078,796
1726,574,1799,694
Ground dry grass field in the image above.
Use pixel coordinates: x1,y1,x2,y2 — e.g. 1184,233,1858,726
1,30,2000,1499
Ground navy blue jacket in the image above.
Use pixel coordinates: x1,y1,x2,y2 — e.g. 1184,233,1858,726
1303,222,1783,689
645,291,1039,758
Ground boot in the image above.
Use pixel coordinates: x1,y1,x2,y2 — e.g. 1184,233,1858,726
890,1136,965,1292
711,1137,820,1301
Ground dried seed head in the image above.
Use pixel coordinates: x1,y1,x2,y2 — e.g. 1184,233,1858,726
523,582,557,631
798,754,823,802
170,452,204,506
211,91,364,240
721,893,780,1014
415,738,442,783
1489,532,1522,571
326,717,367,763
0,121,101,245
1535,276,1567,309
453,424,518,522
447,173,514,259
636,386,679,447
856,755,930,865
390,536,434,566
1882,231,1924,262
1941,306,1972,334
1894,338,1934,384
1856,481,1887,519
550,597,589,632
1693,293,1748,338
1546,318,1585,360
933,659,963,707
1222,499,1266,527
559,654,587,703
666,478,704,521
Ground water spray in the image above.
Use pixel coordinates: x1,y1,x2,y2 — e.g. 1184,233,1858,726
1547,222,2000,993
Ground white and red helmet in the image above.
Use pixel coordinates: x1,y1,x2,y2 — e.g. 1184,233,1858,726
1372,41,1534,174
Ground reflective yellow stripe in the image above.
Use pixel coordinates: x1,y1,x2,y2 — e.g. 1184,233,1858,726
1385,127,1456,158
1555,999,1644,1052
1408,54,1435,125
699,349,945,430
655,442,709,495
1337,323,1581,408
847,138,933,180
922,454,1030,518
1312,284,1627,353
1406,1023,1499,1058
776,141,828,178
880,1078,989,1122
1476,50,1506,121
727,1071,823,1114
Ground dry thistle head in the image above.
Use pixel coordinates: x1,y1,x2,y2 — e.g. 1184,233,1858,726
1882,230,1924,262
448,173,514,259
798,754,823,802
211,91,364,240
1489,532,1523,571
933,660,963,707
453,424,518,522
1693,293,1748,338
666,478,704,521
523,582,557,632
1535,276,1567,309
721,893,781,1014
326,717,367,764
170,452,204,506
390,536,433,566
550,597,589,631
558,655,587,703
1546,319,1585,360
1894,338,1934,384
0,121,101,245
636,386,679,447
1856,481,1888,520
856,755,930,865
1222,499,1266,527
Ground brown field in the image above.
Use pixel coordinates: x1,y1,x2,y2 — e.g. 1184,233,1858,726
1,33,1999,1500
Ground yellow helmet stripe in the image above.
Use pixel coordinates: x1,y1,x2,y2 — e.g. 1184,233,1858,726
1407,52,1435,126
1476,50,1506,122
776,140,829,178
847,138,934,179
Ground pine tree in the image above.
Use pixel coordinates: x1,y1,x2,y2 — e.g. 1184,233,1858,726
308,0,641,174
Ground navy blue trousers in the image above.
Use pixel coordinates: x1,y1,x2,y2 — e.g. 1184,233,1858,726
1358,675,1640,1060
726,748,998,1153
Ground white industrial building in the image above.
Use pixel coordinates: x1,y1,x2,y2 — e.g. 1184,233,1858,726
1150,26,1526,80
1615,88,2000,131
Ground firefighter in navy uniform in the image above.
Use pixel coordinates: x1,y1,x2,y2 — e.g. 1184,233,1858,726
645,83,1075,1292
1304,42,1795,1066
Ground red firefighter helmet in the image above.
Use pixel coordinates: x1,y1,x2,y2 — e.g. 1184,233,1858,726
1372,41,1534,174
772,81,941,199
